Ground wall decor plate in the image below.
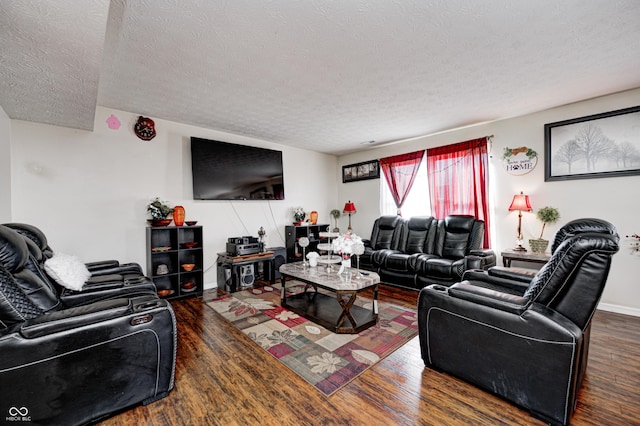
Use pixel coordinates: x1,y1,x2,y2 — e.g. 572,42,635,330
134,115,157,140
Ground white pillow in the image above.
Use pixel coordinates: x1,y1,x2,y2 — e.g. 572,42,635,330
44,252,91,291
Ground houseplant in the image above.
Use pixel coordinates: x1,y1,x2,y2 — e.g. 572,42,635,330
529,206,560,253
330,209,341,232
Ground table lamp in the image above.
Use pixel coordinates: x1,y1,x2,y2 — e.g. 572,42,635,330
343,201,356,231
508,191,532,251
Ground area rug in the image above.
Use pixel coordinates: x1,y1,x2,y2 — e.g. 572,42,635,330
206,283,418,396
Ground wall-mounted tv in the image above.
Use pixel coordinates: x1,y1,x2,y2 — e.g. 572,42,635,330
190,137,285,200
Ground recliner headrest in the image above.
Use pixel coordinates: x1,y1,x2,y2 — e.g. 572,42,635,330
444,215,476,232
550,218,617,253
3,223,49,253
378,215,402,229
0,225,29,273
407,216,434,231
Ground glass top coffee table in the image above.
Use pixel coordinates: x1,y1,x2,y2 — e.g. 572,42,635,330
279,262,380,334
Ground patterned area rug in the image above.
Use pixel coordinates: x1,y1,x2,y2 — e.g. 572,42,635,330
206,283,418,396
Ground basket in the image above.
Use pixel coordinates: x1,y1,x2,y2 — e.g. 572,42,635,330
529,239,549,253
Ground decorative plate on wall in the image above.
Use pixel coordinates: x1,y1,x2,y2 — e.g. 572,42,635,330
134,115,157,140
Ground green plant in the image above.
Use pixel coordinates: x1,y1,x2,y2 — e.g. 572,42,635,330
536,206,560,239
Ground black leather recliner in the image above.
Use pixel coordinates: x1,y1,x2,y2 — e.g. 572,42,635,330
0,224,177,425
357,215,405,271
4,222,144,277
418,218,619,425
3,223,157,305
376,216,438,288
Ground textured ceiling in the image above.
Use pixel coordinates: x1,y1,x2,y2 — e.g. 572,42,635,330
1,1,640,155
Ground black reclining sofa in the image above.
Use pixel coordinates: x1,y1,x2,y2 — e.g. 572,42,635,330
357,215,496,289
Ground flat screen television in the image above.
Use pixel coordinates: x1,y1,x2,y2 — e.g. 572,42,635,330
190,137,285,200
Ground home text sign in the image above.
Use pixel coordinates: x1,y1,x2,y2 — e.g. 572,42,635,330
502,146,538,175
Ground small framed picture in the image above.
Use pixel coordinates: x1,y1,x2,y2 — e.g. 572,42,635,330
342,160,380,183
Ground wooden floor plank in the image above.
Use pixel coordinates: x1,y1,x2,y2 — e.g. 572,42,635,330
98,286,640,426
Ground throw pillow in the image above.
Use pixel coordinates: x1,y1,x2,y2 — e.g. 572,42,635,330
44,252,91,291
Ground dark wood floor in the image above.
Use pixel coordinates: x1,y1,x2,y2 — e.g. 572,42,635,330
98,285,640,426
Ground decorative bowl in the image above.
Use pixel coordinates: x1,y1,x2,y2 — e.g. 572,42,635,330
157,289,174,297
182,263,195,271
181,281,196,290
149,219,172,227
185,221,198,226
182,242,198,248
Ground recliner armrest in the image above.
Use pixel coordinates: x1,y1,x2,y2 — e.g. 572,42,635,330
465,249,496,270
488,266,536,283
20,295,164,339
461,270,530,294
447,281,529,314
88,262,144,277
85,260,120,270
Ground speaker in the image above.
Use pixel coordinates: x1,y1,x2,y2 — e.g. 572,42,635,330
240,264,255,287
268,246,286,281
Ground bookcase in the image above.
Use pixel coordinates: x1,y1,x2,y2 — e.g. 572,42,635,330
284,224,330,263
146,225,203,300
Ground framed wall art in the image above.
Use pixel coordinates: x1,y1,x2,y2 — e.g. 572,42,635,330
544,105,640,181
342,160,380,183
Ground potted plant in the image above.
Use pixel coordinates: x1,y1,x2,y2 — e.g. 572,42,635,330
529,206,560,253
330,209,341,232
147,197,174,226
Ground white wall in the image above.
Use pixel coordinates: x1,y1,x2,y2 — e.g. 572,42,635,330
339,88,640,315
0,105,11,223
10,106,338,288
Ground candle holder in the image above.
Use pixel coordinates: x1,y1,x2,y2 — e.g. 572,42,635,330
298,237,310,268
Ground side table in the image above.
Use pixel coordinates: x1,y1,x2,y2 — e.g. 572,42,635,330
501,250,550,267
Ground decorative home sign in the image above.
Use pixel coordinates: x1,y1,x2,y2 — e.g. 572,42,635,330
502,146,538,175
342,160,380,183
545,105,640,181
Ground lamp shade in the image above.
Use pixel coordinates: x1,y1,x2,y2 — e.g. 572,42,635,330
343,201,356,214
508,192,532,212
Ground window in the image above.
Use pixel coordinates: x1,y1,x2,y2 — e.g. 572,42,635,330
380,156,431,218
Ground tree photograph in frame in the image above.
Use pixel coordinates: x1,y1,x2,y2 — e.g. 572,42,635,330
545,105,640,181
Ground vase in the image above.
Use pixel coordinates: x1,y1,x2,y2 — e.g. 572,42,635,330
309,211,318,225
173,205,185,226
338,255,352,276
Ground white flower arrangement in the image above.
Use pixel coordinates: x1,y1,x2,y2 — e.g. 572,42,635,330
332,232,364,258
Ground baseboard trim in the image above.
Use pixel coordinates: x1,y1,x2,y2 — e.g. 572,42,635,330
597,302,640,317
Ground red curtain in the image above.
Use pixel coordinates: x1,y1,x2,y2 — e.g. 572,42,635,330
427,138,490,247
379,150,425,216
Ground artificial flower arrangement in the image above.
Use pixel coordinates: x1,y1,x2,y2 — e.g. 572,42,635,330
147,197,173,220
292,207,306,223
332,232,364,259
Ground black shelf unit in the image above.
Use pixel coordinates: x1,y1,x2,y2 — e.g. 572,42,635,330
146,225,203,300
284,224,330,263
